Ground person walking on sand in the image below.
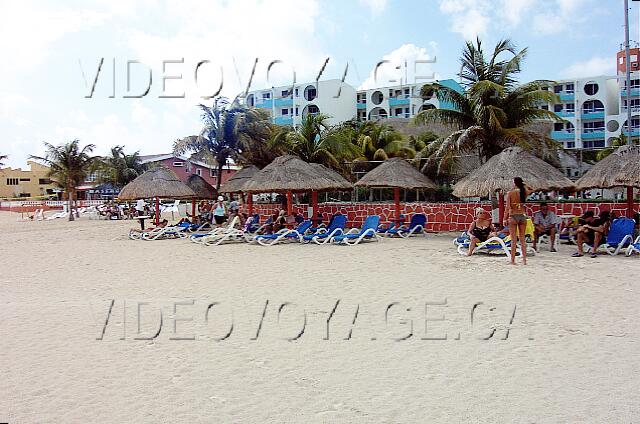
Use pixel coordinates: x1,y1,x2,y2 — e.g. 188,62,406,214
504,177,533,265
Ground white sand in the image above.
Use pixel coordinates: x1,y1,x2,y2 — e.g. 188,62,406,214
1,211,639,423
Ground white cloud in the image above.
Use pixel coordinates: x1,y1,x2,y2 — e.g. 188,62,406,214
358,43,438,90
358,0,388,16
439,0,592,39
561,56,615,78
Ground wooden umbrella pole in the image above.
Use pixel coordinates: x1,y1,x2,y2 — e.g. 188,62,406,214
498,190,505,226
286,191,293,216
155,196,160,225
394,187,401,224
192,199,196,219
627,186,634,219
311,190,318,219
247,193,254,215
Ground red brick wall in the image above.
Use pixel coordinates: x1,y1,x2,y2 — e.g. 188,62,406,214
249,202,640,232
157,158,236,191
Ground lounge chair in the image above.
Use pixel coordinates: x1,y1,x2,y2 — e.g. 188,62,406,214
251,220,313,246
190,216,240,244
584,217,635,256
626,235,640,256
384,214,427,238
331,215,382,245
302,214,347,245
141,225,187,240
456,233,535,259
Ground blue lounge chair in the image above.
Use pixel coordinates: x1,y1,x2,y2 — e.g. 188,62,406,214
385,214,427,238
303,214,347,245
584,217,635,256
626,235,640,256
252,220,313,246
332,216,382,245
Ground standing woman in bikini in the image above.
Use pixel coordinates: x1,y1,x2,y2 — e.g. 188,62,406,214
504,177,532,265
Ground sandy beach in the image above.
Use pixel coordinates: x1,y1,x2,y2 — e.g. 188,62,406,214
1,210,639,422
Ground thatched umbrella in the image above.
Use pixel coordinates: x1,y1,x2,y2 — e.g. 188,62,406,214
242,155,352,216
355,157,437,222
308,163,353,217
186,174,217,218
218,165,260,214
575,145,640,217
119,167,196,224
452,146,575,222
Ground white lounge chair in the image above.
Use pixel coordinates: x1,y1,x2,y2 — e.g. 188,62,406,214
190,216,240,244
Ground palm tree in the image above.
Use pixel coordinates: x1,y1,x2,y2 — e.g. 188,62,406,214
97,146,146,189
414,40,561,174
0,154,7,167
353,122,410,161
174,96,272,190
596,134,639,161
269,113,360,170
458,37,527,88
30,140,96,221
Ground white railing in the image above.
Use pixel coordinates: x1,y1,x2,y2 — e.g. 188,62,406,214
0,199,105,208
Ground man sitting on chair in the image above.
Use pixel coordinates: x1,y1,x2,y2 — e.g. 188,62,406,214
532,202,557,252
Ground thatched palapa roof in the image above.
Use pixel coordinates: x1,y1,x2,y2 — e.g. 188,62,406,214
309,163,353,187
354,157,437,189
575,145,640,190
242,155,352,193
186,174,217,199
118,167,196,200
218,165,260,193
452,146,574,198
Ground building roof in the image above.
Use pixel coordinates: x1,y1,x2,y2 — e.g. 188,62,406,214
139,153,240,170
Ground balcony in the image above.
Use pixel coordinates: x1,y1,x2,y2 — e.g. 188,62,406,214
556,110,575,118
274,97,293,107
389,97,410,106
620,88,640,97
356,103,367,109
558,92,575,101
255,99,273,108
550,130,576,140
581,110,605,120
581,129,605,139
622,127,640,137
274,116,293,125
622,106,640,113
390,113,411,119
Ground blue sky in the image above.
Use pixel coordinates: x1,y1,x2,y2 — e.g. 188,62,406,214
1,0,638,167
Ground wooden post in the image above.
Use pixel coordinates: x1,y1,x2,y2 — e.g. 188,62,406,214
191,199,196,219
247,192,254,215
627,186,634,218
155,196,160,225
498,190,505,225
394,187,401,223
311,190,318,219
286,191,293,215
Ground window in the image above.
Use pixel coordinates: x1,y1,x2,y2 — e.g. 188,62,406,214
567,141,575,148
584,82,599,96
210,169,215,177
173,161,184,167
262,92,271,100
629,79,640,88
295,107,299,116
196,169,202,176
553,85,562,93
554,104,563,112
307,104,319,114
395,108,403,115
582,100,604,113
554,122,564,131
304,85,317,101
19,193,31,198
6,178,19,185
583,121,605,132
565,83,574,93
19,178,30,182
540,105,549,110
281,90,289,97
39,178,51,185
294,88,299,97
282,108,288,115
565,103,575,112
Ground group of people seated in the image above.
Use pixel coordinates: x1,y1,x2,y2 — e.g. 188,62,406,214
465,200,618,259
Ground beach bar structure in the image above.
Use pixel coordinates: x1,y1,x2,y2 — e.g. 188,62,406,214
118,167,196,225
218,165,260,214
576,145,640,218
452,147,575,223
242,155,352,218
